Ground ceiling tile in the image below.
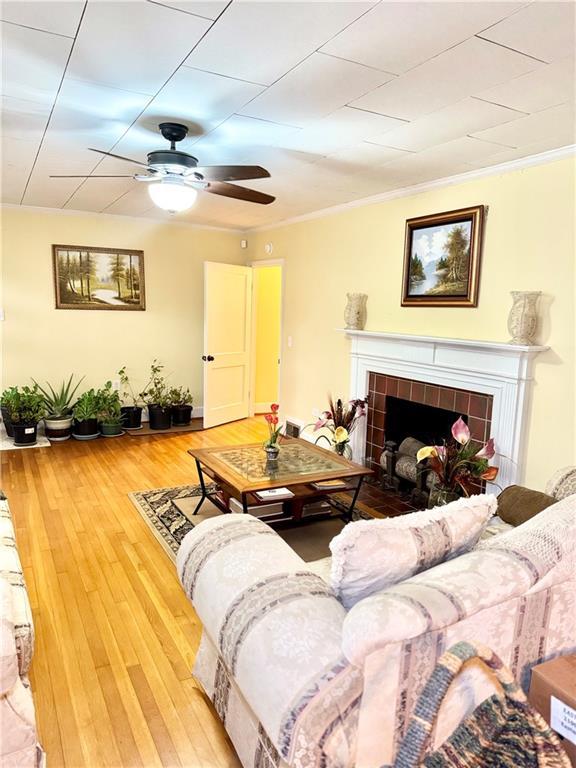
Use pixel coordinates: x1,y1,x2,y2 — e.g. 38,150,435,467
471,102,575,147
350,36,544,121
183,0,375,86
147,0,228,21
474,56,576,114
465,134,576,170
66,2,211,94
326,142,412,168
0,1,83,37
320,1,525,75
376,150,471,188
194,114,300,154
281,106,406,154
368,97,522,152
1,95,50,142
239,52,394,127
102,185,156,216
1,21,72,105
22,175,84,208
141,66,264,136
479,1,576,63
65,177,137,212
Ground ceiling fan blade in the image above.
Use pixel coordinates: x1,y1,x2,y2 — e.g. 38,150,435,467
88,148,150,169
205,181,275,205
191,165,270,182
49,174,135,178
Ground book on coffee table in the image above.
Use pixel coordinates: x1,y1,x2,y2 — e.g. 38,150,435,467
254,487,295,501
310,479,347,490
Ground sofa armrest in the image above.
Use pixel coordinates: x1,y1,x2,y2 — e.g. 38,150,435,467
178,515,358,767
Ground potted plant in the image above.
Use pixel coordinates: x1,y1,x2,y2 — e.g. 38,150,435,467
0,386,19,437
117,366,143,430
169,386,193,426
8,386,45,446
263,403,282,459
97,381,124,437
32,374,84,441
141,360,172,430
72,389,101,439
417,417,499,506
311,396,368,457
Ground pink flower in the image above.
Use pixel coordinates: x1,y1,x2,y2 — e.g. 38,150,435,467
264,413,273,424
270,415,278,425
475,437,495,460
435,445,447,460
313,418,328,431
271,403,279,412
451,417,470,445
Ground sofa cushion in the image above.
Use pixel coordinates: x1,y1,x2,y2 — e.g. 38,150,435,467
496,485,556,526
329,494,497,609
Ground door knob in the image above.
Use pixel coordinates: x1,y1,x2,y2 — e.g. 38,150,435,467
207,355,215,362
202,355,215,362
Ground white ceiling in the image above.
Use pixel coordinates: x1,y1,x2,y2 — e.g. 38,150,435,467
1,0,575,230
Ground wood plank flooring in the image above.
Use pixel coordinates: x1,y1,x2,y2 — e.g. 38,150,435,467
1,417,270,768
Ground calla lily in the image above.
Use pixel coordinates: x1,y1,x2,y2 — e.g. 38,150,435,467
451,417,470,445
416,446,438,463
435,445,446,460
333,426,349,444
313,418,328,431
480,466,499,481
475,437,495,460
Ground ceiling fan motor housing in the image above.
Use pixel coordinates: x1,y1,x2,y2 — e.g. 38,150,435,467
147,150,198,175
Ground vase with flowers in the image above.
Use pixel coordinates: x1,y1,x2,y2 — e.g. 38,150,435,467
312,396,368,458
416,417,499,507
263,403,282,459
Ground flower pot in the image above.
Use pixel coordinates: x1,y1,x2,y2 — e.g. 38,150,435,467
121,406,143,430
72,418,99,440
428,487,461,508
44,415,73,442
147,405,172,430
1,406,14,437
171,404,193,426
264,444,280,460
12,422,38,446
100,422,124,437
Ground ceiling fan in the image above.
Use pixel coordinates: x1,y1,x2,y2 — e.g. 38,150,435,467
50,122,275,212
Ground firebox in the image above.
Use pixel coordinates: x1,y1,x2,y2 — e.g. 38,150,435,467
384,395,464,447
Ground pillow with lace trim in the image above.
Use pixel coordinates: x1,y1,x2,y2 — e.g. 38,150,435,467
329,493,497,609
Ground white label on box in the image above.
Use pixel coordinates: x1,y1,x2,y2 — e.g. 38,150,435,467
24,427,35,434
551,696,576,745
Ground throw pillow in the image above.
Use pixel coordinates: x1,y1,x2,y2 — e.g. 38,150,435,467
329,493,497,609
496,485,556,526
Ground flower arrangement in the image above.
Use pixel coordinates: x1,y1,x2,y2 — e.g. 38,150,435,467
263,403,282,450
417,416,498,498
313,396,367,455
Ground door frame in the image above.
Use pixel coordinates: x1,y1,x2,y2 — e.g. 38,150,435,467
249,259,285,416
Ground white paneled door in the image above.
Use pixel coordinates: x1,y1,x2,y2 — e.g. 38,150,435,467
203,262,252,429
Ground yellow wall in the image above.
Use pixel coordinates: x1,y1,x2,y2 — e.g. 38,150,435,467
252,265,282,409
0,207,244,405
250,157,576,489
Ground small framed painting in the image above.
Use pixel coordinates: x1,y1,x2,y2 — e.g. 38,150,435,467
53,245,146,310
401,205,485,307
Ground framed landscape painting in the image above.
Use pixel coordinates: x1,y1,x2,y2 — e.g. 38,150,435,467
401,205,485,307
53,245,145,310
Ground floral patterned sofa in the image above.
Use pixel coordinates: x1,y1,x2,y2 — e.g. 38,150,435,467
177,491,576,768
0,494,44,767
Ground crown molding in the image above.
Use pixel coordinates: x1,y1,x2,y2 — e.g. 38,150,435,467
249,144,576,233
0,203,244,234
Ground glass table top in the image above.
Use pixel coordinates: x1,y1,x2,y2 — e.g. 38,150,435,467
210,443,346,482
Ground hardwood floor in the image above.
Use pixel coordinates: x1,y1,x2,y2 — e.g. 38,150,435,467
1,417,270,768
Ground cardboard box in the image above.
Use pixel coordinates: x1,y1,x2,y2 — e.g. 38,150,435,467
529,655,576,765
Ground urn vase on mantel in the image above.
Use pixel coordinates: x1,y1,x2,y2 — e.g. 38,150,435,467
344,293,368,331
507,291,541,345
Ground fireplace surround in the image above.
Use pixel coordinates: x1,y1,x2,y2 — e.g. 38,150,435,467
341,329,548,490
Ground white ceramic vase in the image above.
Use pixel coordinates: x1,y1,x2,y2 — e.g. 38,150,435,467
507,291,541,345
344,293,368,330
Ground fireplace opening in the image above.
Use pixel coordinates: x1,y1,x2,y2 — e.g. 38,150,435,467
384,395,464,447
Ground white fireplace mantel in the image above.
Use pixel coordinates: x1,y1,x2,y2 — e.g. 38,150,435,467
338,329,549,489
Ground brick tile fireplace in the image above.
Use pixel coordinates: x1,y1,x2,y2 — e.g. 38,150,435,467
366,372,494,468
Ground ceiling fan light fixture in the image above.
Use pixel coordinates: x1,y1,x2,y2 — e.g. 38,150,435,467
148,177,198,213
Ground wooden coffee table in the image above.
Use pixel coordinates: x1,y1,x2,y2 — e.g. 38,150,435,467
188,437,372,525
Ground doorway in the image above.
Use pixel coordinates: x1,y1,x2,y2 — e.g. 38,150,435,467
251,262,283,414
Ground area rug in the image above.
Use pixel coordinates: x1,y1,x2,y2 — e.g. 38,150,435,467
129,484,370,563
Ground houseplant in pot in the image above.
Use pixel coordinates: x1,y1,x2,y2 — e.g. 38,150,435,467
98,381,124,437
9,386,45,446
141,360,172,430
168,386,193,426
117,365,143,430
32,374,84,441
72,389,101,439
1,386,19,437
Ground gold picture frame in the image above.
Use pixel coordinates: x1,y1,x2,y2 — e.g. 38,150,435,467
401,205,485,307
53,244,146,311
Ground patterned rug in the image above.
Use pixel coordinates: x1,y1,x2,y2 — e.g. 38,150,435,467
129,484,369,563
